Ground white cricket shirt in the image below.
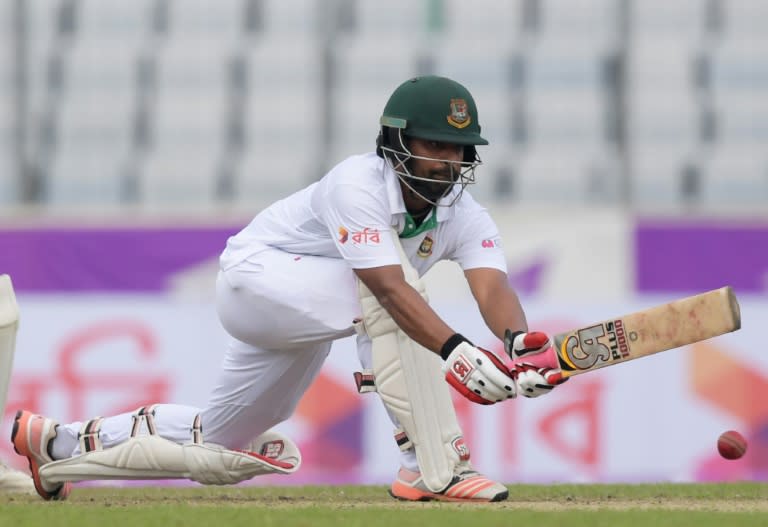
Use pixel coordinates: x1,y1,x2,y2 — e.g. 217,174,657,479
221,152,507,277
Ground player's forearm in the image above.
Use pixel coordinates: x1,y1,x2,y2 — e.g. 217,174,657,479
466,268,529,341
477,286,528,341
483,303,527,341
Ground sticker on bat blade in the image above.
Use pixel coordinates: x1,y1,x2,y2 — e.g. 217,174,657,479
557,320,638,372
606,320,633,360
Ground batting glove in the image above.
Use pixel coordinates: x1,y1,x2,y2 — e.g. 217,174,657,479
441,334,517,405
504,330,568,398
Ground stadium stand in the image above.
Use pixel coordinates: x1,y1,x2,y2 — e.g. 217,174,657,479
0,0,766,211
0,0,15,205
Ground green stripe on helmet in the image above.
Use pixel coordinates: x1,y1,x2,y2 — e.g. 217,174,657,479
380,116,407,129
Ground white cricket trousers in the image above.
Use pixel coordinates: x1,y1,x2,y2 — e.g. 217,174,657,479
54,247,419,471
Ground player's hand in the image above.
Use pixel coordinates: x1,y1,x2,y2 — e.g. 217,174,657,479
442,340,517,405
504,330,568,398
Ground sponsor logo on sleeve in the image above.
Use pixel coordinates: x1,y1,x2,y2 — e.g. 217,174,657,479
339,227,382,245
481,237,501,249
338,227,349,244
350,228,381,245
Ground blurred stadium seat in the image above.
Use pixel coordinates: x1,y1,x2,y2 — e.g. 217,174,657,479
442,0,522,42
625,35,701,198
700,145,768,206
241,34,321,198
722,0,768,41
332,36,418,160
140,37,229,204
630,148,698,208
539,0,619,42
167,0,243,39
140,148,219,205
78,0,153,40
245,34,321,145
25,0,61,122
353,0,424,38
522,35,610,197
0,0,15,204
47,146,128,204
236,155,316,206
46,42,136,204
629,0,705,42
514,146,621,203
261,0,318,36
710,39,768,148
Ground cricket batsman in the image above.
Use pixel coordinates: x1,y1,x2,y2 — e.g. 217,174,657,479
11,76,565,502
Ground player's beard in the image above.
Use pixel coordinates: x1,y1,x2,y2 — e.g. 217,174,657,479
406,168,457,204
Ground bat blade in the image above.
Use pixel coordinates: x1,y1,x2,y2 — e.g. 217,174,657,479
553,286,741,377
552,286,740,378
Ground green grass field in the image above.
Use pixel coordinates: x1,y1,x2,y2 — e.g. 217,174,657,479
2,483,767,527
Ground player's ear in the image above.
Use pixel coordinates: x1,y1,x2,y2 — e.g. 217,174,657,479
463,145,478,164
375,128,385,158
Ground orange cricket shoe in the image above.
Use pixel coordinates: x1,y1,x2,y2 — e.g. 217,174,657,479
11,410,72,500
389,466,509,502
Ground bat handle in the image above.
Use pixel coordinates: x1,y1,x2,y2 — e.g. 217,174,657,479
508,345,560,371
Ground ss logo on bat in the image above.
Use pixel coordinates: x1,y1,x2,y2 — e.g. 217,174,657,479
562,321,637,371
563,325,611,370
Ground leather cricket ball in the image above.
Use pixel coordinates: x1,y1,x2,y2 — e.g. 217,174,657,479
717,430,747,460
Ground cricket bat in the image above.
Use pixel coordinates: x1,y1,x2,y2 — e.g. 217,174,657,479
511,286,741,378
0,274,20,415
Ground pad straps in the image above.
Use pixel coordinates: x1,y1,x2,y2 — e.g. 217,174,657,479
80,405,205,454
130,405,159,437
191,413,204,445
78,417,104,453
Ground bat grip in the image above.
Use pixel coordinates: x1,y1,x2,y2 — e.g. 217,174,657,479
508,345,559,371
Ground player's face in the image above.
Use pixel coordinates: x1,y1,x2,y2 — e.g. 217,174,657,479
402,138,464,206
408,138,464,177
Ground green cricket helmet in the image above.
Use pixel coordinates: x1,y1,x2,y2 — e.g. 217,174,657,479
376,76,488,206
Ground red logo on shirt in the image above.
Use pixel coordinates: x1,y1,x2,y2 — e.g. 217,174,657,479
338,227,349,244
350,228,381,245
481,238,501,249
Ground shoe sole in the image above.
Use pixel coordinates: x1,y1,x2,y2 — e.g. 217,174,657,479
389,480,509,502
11,410,71,501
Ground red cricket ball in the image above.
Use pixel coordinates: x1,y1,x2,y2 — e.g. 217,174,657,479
717,430,748,460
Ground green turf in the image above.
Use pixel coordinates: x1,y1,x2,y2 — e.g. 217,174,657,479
1,483,766,527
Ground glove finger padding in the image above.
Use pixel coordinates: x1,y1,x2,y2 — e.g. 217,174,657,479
514,363,569,398
504,330,551,359
542,368,568,386
443,342,517,404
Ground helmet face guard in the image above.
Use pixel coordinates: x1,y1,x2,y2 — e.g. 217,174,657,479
376,76,488,207
379,127,481,207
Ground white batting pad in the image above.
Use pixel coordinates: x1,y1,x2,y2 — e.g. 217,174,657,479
357,233,468,493
39,433,300,485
